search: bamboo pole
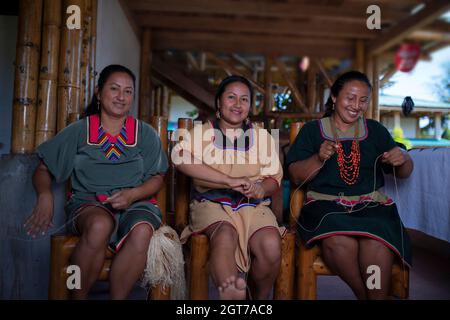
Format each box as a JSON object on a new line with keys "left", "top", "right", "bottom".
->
{"left": 264, "top": 56, "right": 273, "bottom": 115}
{"left": 35, "top": 0, "right": 61, "bottom": 148}
{"left": 11, "top": 0, "right": 43, "bottom": 154}
{"left": 161, "top": 86, "right": 169, "bottom": 117}
{"left": 155, "top": 86, "right": 162, "bottom": 117}
{"left": 365, "top": 56, "right": 374, "bottom": 120}
{"left": 355, "top": 40, "right": 365, "bottom": 73}
{"left": 175, "top": 118, "right": 193, "bottom": 233}
{"left": 372, "top": 55, "right": 380, "bottom": 121}
{"left": 150, "top": 116, "right": 168, "bottom": 221}
{"left": 307, "top": 63, "right": 317, "bottom": 113}
{"left": 139, "top": 29, "right": 152, "bottom": 123}
{"left": 89, "top": 0, "right": 97, "bottom": 100}
{"left": 57, "top": 0, "right": 84, "bottom": 130}
{"left": 80, "top": 0, "right": 93, "bottom": 115}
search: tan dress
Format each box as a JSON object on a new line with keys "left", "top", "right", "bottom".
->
{"left": 174, "top": 120, "right": 285, "bottom": 272}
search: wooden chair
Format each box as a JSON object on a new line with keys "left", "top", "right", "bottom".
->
{"left": 288, "top": 122, "right": 409, "bottom": 300}
{"left": 48, "top": 116, "right": 171, "bottom": 300}
{"left": 174, "top": 118, "right": 296, "bottom": 300}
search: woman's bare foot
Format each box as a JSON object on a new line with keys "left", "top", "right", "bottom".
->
{"left": 218, "top": 276, "right": 247, "bottom": 300}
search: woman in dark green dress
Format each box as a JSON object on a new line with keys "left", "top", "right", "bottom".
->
{"left": 287, "top": 71, "right": 413, "bottom": 300}
{"left": 25, "top": 65, "right": 168, "bottom": 299}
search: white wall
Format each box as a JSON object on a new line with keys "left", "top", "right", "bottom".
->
{"left": 96, "top": 0, "right": 141, "bottom": 116}
{"left": 382, "top": 116, "right": 417, "bottom": 138}
{"left": 0, "top": 16, "right": 18, "bottom": 155}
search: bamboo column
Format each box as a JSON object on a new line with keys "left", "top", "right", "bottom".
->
{"left": 355, "top": 40, "right": 365, "bottom": 73}
{"left": 155, "top": 86, "right": 162, "bottom": 116}
{"left": 175, "top": 118, "right": 193, "bottom": 233}
{"left": 161, "top": 86, "right": 169, "bottom": 117}
{"left": 139, "top": 29, "right": 152, "bottom": 123}
{"left": 264, "top": 56, "right": 273, "bottom": 115}
{"left": 150, "top": 116, "right": 168, "bottom": 222}
{"left": 89, "top": 0, "right": 97, "bottom": 99}
{"left": 307, "top": 64, "right": 317, "bottom": 113}
{"left": 35, "top": 0, "right": 61, "bottom": 148}
{"left": 11, "top": 0, "right": 43, "bottom": 154}
{"left": 364, "top": 56, "right": 374, "bottom": 120}
{"left": 372, "top": 55, "right": 380, "bottom": 121}
{"left": 57, "top": 0, "right": 84, "bottom": 129}
{"left": 80, "top": 0, "right": 93, "bottom": 114}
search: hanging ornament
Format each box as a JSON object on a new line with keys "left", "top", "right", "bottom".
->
{"left": 395, "top": 43, "right": 421, "bottom": 72}
{"left": 402, "top": 96, "right": 414, "bottom": 116}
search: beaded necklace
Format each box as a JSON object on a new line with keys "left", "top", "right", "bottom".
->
{"left": 330, "top": 116, "right": 361, "bottom": 185}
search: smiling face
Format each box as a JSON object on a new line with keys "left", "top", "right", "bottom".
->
{"left": 332, "top": 80, "right": 370, "bottom": 126}
{"left": 217, "top": 81, "right": 251, "bottom": 128}
{"left": 97, "top": 72, "right": 134, "bottom": 119}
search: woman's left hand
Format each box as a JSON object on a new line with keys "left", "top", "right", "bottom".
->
{"left": 241, "top": 182, "right": 266, "bottom": 200}
{"left": 105, "top": 189, "right": 136, "bottom": 210}
{"left": 381, "top": 147, "right": 407, "bottom": 167}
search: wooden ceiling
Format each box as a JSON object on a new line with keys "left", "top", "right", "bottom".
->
{"left": 121, "top": 0, "right": 450, "bottom": 59}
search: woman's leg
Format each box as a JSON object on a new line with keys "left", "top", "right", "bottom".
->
{"left": 70, "top": 207, "right": 114, "bottom": 299}
{"left": 358, "top": 238, "right": 394, "bottom": 300}
{"left": 109, "top": 223, "right": 153, "bottom": 299}
{"left": 205, "top": 222, "right": 246, "bottom": 300}
{"left": 321, "top": 235, "right": 367, "bottom": 299}
{"left": 248, "top": 228, "right": 281, "bottom": 300}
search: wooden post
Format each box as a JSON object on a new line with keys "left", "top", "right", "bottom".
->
{"left": 264, "top": 56, "right": 273, "bottom": 115}
{"left": 80, "top": 0, "right": 93, "bottom": 116}
{"left": 365, "top": 56, "right": 374, "bottom": 120}
{"left": 175, "top": 118, "right": 193, "bottom": 233}
{"left": 89, "top": 0, "right": 97, "bottom": 100}
{"left": 139, "top": 29, "right": 152, "bottom": 123}
{"left": 372, "top": 55, "right": 380, "bottom": 121}
{"left": 189, "top": 235, "right": 209, "bottom": 299}
{"left": 11, "top": 0, "right": 43, "bottom": 154}
{"left": 155, "top": 86, "right": 162, "bottom": 116}
{"left": 307, "top": 63, "right": 317, "bottom": 113}
{"left": 150, "top": 116, "right": 168, "bottom": 222}
{"left": 161, "top": 86, "right": 169, "bottom": 117}
{"left": 289, "top": 122, "right": 304, "bottom": 230}
{"left": 35, "top": 0, "right": 61, "bottom": 148}
{"left": 355, "top": 40, "right": 365, "bottom": 73}
{"left": 57, "top": 0, "right": 84, "bottom": 130}
{"left": 274, "top": 232, "right": 295, "bottom": 299}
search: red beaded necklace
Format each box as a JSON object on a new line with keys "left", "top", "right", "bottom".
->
{"left": 330, "top": 117, "right": 361, "bottom": 185}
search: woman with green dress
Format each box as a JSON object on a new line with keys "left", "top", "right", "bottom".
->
{"left": 25, "top": 65, "right": 168, "bottom": 299}
{"left": 287, "top": 71, "right": 413, "bottom": 300}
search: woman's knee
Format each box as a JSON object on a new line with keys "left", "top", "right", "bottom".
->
{"left": 79, "top": 211, "right": 114, "bottom": 249}
{"left": 251, "top": 229, "right": 281, "bottom": 265}
{"left": 208, "top": 223, "right": 238, "bottom": 248}
{"left": 322, "top": 235, "right": 358, "bottom": 254}
{"left": 126, "top": 223, "right": 153, "bottom": 254}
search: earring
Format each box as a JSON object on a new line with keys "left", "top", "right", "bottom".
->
{"left": 216, "top": 110, "right": 221, "bottom": 119}
{"left": 245, "top": 117, "right": 250, "bottom": 125}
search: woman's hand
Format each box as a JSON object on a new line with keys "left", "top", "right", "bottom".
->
{"left": 382, "top": 147, "right": 407, "bottom": 167}
{"left": 24, "top": 192, "right": 54, "bottom": 237}
{"left": 241, "top": 182, "right": 266, "bottom": 200}
{"left": 105, "top": 189, "right": 136, "bottom": 210}
{"left": 318, "top": 140, "right": 338, "bottom": 162}
{"left": 226, "top": 176, "right": 251, "bottom": 193}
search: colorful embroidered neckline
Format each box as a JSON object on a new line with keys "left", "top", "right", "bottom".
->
{"left": 86, "top": 114, "right": 138, "bottom": 161}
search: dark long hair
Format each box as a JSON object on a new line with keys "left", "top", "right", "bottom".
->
{"left": 323, "top": 71, "right": 372, "bottom": 118}
{"left": 215, "top": 75, "right": 254, "bottom": 111}
{"left": 82, "top": 64, "right": 136, "bottom": 118}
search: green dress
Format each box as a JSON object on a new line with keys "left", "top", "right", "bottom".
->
{"left": 286, "top": 117, "right": 411, "bottom": 266}
{"left": 37, "top": 114, "right": 168, "bottom": 252}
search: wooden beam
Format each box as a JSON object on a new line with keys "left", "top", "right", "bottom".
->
{"left": 368, "top": 0, "right": 450, "bottom": 55}
{"left": 230, "top": 54, "right": 255, "bottom": 76}
{"left": 127, "top": 0, "right": 406, "bottom": 23}
{"left": 153, "top": 31, "right": 353, "bottom": 58}
{"left": 315, "top": 59, "right": 333, "bottom": 88}
{"left": 186, "top": 52, "right": 200, "bottom": 71}
{"left": 118, "top": 0, "right": 141, "bottom": 41}
{"left": 134, "top": 12, "right": 379, "bottom": 39}
{"left": 205, "top": 52, "right": 265, "bottom": 94}
{"left": 274, "top": 59, "right": 308, "bottom": 114}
